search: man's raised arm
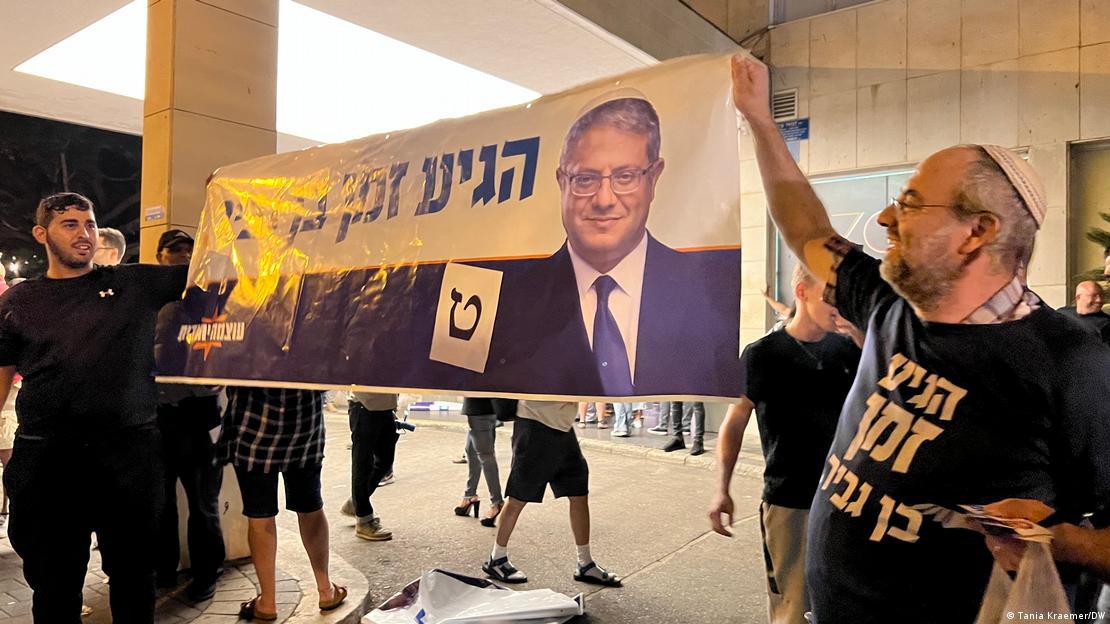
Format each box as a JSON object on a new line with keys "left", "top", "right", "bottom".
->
{"left": 731, "top": 55, "right": 838, "bottom": 283}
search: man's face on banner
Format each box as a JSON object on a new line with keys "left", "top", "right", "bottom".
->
{"left": 559, "top": 125, "right": 664, "bottom": 273}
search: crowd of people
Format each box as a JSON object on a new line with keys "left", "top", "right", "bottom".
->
{"left": 1, "top": 53, "right": 1109, "bottom": 624}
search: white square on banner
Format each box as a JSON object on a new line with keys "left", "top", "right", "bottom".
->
{"left": 429, "top": 263, "right": 503, "bottom": 373}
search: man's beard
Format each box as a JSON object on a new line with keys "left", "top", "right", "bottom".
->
{"left": 47, "top": 234, "right": 92, "bottom": 270}
{"left": 880, "top": 235, "right": 967, "bottom": 314}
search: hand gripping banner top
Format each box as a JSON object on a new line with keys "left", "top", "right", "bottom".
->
{"left": 157, "top": 53, "right": 745, "bottom": 401}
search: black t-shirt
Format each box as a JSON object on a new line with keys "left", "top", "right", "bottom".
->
{"left": 1057, "top": 306, "right": 1110, "bottom": 345}
{"left": 739, "top": 329, "right": 860, "bottom": 508}
{"left": 807, "top": 248, "right": 1110, "bottom": 624}
{"left": 0, "top": 264, "right": 188, "bottom": 437}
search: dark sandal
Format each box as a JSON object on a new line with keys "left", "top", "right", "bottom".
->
{"left": 574, "top": 561, "right": 623, "bottom": 587}
{"left": 238, "top": 596, "right": 278, "bottom": 621}
{"left": 319, "top": 583, "right": 348, "bottom": 612}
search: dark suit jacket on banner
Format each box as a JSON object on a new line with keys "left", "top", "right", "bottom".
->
{"left": 482, "top": 235, "right": 742, "bottom": 397}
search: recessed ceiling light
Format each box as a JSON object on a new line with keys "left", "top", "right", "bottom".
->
{"left": 15, "top": 1, "right": 539, "bottom": 144}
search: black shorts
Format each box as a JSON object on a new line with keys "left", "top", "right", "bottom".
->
{"left": 233, "top": 463, "right": 323, "bottom": 518}
{"left": 505, "top": 418, "right": 589, "bottom": 503}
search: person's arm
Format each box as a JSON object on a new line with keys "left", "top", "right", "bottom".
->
{"left": 134, "top": 263, "right": 189, "bottom": 306}
{"left": 709, "top": 398, "right": 755, "bottom": 537}
{"left": 0, "top": 366, "right": 14, "bottom": 410}
{"left": 986, "top": 522, "right": 1110, "bottom": 583}
{"left": 760, "top": 286, "right": 793, "bottom": 320}
{"left": 1052, "top": 523, "right": 1110, "bottom": 583}
{"left": 731, "top": 55, "right": 838, "bottom": 284}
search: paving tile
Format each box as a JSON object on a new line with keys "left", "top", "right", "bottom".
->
{"left": 275, "top": 590, "right": 301, "bottom": 605}
{"left": 6, "top": 587, "right": 30, "bottom": 601}
{"left": 273, "top": 579, "right": 299, "bottom": 593}
{"left": 0, "top": 579, "right": 26, "bottom": 593}
{"left": 211, "top": 588, "right": 255, "bottom": 601}
{"left": 190, "top": 615, "right": 241, "bottom": 623}
{"left": 204, "top": 599, "right": 245, "bottom": 615}
{"left": 213, "top": 576, "right": 254, "bottom": 591}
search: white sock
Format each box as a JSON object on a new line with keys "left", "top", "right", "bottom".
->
{"left": 491, "top": 543, "right": 508, "bottom": 561}
{"left": 576, "top": 544, "right": 592, "bottom": 566}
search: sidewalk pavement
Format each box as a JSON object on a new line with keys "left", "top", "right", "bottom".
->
{"left": 0, "top": 405, "right": 770, "bottom": 623}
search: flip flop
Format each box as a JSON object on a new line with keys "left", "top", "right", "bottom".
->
{"left": 238, "top": 596, "right": 278, "bottom": 621}
{"left": 320, "top": 583, "right": 348, "bottom": 612}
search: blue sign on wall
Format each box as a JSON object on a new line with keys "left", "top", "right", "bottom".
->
{"left": 777, "top": 118, "right": 810, "bottom": 142}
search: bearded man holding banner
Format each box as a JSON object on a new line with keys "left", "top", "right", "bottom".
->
{"left": 730, "top": 54, "right": 1110, "bottom": 623}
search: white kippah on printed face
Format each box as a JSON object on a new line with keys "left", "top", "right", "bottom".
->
{"left": 978, "top": 144, "right": 1048, "bottom": 229}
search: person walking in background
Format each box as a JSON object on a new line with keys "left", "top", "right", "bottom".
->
{"left": 709, "top": 265, "right": 861, "bottom": 623}
{"left": 482, "top": 401, "right": 621, "bottom": 588}
{"left": 340, "top": 392, "right": 398, "bottom": 541}
{"left": 456, "top": 398, "right": 514, "bottom": 527}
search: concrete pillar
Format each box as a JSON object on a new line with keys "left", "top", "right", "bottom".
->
{"left": 141, "top": 0, "right": 278, "bottom": 562}
{"left": 140, "top": 0, "right": 278, "bottom": 261}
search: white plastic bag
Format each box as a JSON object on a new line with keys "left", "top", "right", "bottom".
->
{"left": 365, "top": 569, "right": 584, "bottom": 624}
{"left": 975, "top": 542, "right": 1071, "bottom": 624}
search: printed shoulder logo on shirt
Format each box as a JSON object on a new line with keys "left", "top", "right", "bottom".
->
{"left": 176, "top": 311, "right": 245, "bottom": 360}
{"left": 818, "top": 352, "right": 968, "bottom": 544}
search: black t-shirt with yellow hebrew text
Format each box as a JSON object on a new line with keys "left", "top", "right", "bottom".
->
{"left": 807, "top": 248, "right": 1110, "bottom": 624}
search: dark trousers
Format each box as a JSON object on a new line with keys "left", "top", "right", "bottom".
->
{"left": 6, "top": 424, "right": 164, "bottom": 624}
{"left": 156, "top": 396, "right": 226, "bottom": 583}
{"left": 667, "top": 401, "right": 705, "bottom": 440}
{"left": 349, "top": 403, "right": 399, "bottom": 518}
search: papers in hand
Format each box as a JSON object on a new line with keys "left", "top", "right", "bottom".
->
{"left": 912, "top": 498, "right": 1055, "bottom": 544}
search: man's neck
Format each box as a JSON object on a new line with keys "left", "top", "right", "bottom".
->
{"left": 785, "top": 310, "right": 827, "bottom": 342}
{"left": 46, "top": 264, "right": 93, "bottom": 279}
{"left": 912, "top": 264, "right": 1014, "bottom": 323}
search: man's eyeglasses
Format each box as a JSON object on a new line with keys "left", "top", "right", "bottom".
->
{"left": 561, "top": 163, "right": 658, "bottom": 197}
{"left": 888, "top": 196, "right": 959, "bottom": 214}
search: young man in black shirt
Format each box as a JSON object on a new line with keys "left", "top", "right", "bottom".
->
{"left": 0, "top": 193, "right": 187, "bottom": 622}
{"left": 731, "top": 56, "right": 1110, "bottom": 623}
{"left": 709, "top": 265, "right": 860, "bottom": 624}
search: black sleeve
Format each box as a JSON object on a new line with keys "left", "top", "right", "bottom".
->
{"left": 0, "top": 298, "right": 22, "bottom": 368}
{"left": 1055, "top": 343, "right": 1110, "bottom": 523}
{"left": 130, "top": 264, "right": 189, "bottom": 307}
{"left": 828, "top": 243, "right": 897, "bottom": 331}
{"left": 738, "top": 342, "right": 760, "bottom": 402}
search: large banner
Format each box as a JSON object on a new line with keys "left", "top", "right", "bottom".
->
{"left": 158, "top": 53, "right": 744, "bottom": 400}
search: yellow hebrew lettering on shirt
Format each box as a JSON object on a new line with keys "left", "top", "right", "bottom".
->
{"left": 829, "top": 468, "right": 860, "bottom": 509}
{"left": 907, "top": 374, "right": 939, "bottom": 409}
{"left": 860, "top": 401, "right": 915, "bottom": 462}
{"left": 842, "top": 482, "right": 872, "bottom": 517}
{"left": 870, "top": 495, "right": 895, "bottom": 541}
{"left": 932, "top": 378, "right": 968, "bottom": 421}
{"left": 877, "top": 353, "right": 915, "bottom": 391}
{"left": 870, "top": 495, "right": 923, "bottom": 543}
{"left": 845, "top": 393, "right": 886, "bottom": 461}
{"left": 820, "top": 454, "right": 842, "bottom": 491}
{"left": 888, "top": 503, "right": 922, "bottom": 543}
{"left": 891, "top": 418, "right": 944, "bottom": 473}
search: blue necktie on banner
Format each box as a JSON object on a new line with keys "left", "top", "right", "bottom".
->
{"left": 592, "top": 275, "right": 633, "bottom": 395}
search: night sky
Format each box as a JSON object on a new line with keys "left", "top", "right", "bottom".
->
{"left": 0, "top": 111, "right": 141, "bottom": 277}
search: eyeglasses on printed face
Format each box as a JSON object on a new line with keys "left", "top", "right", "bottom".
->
{"left": 561, "top": 162, "right": 658, "bottom": 197}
